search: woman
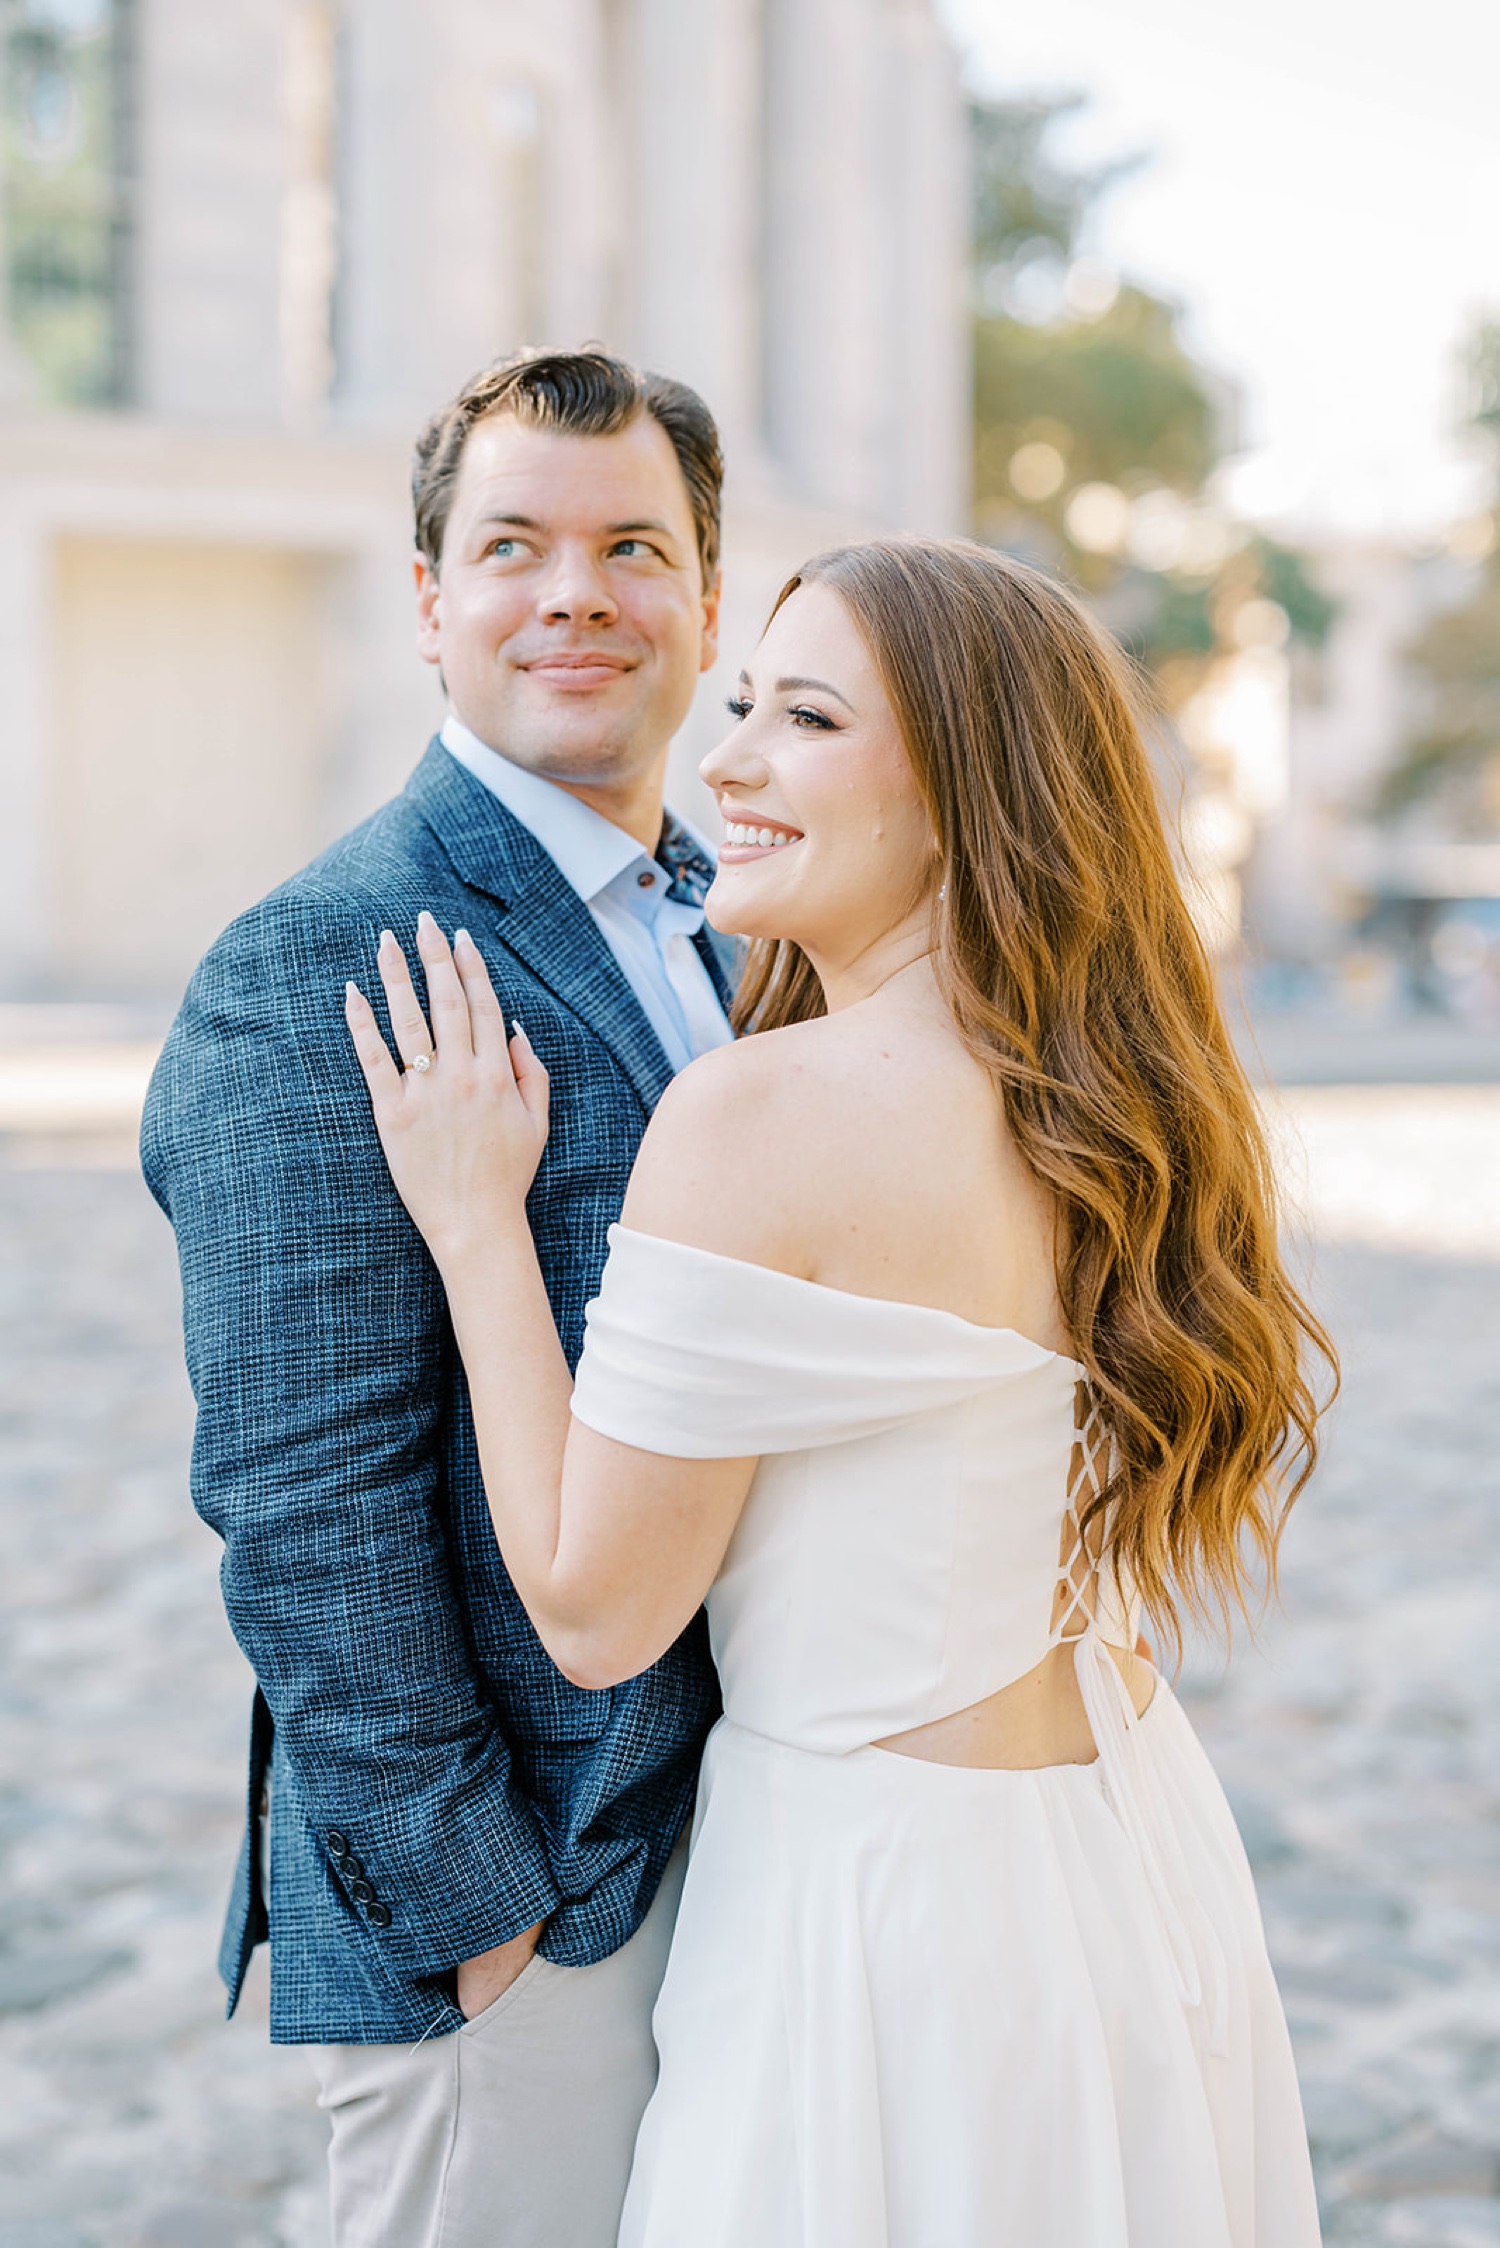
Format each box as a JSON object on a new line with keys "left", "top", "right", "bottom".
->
{"left": 345, "top": 537, "right": 1332, "bottom": 2243}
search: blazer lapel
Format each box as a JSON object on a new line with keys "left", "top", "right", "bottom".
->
{"left": 404, "top": 742, "right": 676, "bottom": 1115}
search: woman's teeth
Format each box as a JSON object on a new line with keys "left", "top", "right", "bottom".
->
{"left": 725, "top": 824, "right": 796, "bottom": 848}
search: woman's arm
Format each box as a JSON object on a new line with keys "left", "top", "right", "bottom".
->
{"left": 345, "top": 914, "right": 755, "bottom": 1690}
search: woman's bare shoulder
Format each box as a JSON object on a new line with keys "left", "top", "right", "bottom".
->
{"left": 641, "top": 1012, "right": 879, "bottom": 1133}
{"left": 620, "top": 1015, "right": 885, "bottom": 1272}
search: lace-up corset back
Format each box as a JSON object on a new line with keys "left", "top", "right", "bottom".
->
{"left": 571, "top": 1228, "right": 1133, "bottom": 1754}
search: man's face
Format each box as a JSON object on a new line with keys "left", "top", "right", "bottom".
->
{"left": 415, "top": 412, "right": 720, "bottom": 808}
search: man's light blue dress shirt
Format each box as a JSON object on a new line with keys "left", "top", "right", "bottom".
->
{"left": 441, "top": 715, "right": 733, "bottom": 1074}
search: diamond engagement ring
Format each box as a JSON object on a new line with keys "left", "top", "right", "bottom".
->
{"left": 407, "top": 1053, "right": 432, "bottom": 1075}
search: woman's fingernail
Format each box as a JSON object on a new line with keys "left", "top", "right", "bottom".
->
{"left": 510, "top": 1019, "right": 528, "bottom": 1043}
{"left": 417, "top": 910, "right": 435, "bottom": 932}
{"left": 378, "top": 928, "right": 395, "bottom": 947}
{"left": 345, "top": 981, "right": 359, "bottom": 1000}
{"left": 455, "top": 927, "right": 472, "bottom": 948}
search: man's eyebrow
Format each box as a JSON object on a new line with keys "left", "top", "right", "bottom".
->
{"left": 472, "top": 513, "right": 681, "bottom": 543}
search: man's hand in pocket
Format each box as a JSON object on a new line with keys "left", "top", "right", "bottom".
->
{"left": 456, "top": 1919, "right": 546, "bottom": 2021}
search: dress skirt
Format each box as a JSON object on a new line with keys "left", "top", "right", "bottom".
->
{"left": 619, "top": 1686, "right": 1321, "bottom": 2247}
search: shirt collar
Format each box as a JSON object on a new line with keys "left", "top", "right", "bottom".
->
{"left": 441, "top": 713, "right": 648, "bottom": 907}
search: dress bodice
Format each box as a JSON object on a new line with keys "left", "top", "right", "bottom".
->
{"left": 571, "top": 1226, "right": 1134, "bottom": 1753}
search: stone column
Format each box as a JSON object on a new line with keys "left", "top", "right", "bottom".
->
{"left": 759, "top": 0, "right": 965, "bottom": 528}
{"left": 133, "top": 0, "right": 285, "bottom": 419}
{"left": 335, "top": 0, "right": 619, "bottom": 428}
{"left": 759, "top": 0, "right": 886, "bottom": 512}
{"left": 872, "top": 0, "right": 969, "bottom": 532}
{"left": 279, "top": 0, "right": 340, "bottom": 424}
{"left": 616, "top": 0, "right": 763, "bottom": 458}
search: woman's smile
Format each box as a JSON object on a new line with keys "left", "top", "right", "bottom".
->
{"left": 716, "top": 808, "right": 806, "bottom": 861}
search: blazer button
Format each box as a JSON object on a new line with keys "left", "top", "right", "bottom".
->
{"left": 340, "top": 1855, "right": 364, "bottom": 1881}
{"left": 328, "top": 1830, "right": 350, "bottom": 1854}
{"left": 366, "top": 1902, "right": 392, "bottom": 1927}
{"left": 349, "top": 1879, "right": 374, "bottom": 1904}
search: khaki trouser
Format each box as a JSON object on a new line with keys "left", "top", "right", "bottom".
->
{"left": 311, "top": 1838, "right": 687, "bottom": 2248}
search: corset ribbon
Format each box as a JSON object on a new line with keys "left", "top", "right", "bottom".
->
{"left": 1073, "top": 1626, "right": 1231, "bottom": 2057}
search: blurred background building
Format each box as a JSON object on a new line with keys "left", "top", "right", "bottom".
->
{"left": 1252, "top": 524, "right": 1500, "bottom": 1020}
{"left": 0, "top": 0, "right": 966, "bottom": 1004}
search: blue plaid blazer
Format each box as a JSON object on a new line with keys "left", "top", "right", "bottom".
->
{"left": 142, "top": 742, "right": 726, "bottom": 2045}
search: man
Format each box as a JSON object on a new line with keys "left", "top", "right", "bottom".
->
{"left": 142, "top": 347, "right": 734, "bottom": 2247}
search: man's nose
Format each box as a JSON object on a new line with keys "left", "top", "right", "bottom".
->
{"left": 537, "top": 546, "right": 618, "bottom": 626}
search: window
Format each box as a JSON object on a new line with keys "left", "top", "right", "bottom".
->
{"left": 2, "top": 0, "right": 132, "bottom": 406}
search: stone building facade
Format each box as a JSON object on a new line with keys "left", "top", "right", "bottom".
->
{"left": 0, "top": 0, "right": 966, "bottom": 1000}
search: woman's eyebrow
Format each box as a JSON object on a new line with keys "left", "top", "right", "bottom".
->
{"left": 774, "top": 675, "right": 854, "bottom": 711}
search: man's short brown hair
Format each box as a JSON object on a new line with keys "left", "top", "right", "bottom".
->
{"left": 412, "top": 346, "right": 724, "bottom": 584}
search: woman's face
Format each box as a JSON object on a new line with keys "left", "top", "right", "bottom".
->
{"left": 698, "top": 582, "right": 936, "bottom": 972}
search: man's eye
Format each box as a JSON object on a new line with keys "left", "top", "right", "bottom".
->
{"left": 726, "top": 696, "right": 752, "bottom": 720}
{"left": 487, "top": 539, "right": 523, "bottom": 559}
{"left": 611, "top": 539, "right": 659, "bottom": 559}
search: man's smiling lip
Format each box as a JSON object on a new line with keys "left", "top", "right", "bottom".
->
{"left": 520, "top": 653, "right": 635, "bottom": 688}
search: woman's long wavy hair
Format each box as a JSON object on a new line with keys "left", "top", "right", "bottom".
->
{"left": 734, "top": 537, "right": 1337, "bottom": 1656}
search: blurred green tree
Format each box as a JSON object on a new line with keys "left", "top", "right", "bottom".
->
{"left": 971, "top": 93, "right": 1133, "bottom": 280}
{"left": 969, "top": 93, "right": 1335, "bottom": 687}
{"left": 1378, "top": 320, "right": 1500, "bottom": 830}
{"left": 1471, "top": 320, "right": 1500, "bottom": 442}
{"left": 975, "top": 285, "right": 1221, "bottom": 513}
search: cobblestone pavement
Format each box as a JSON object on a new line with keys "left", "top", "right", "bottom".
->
{"left": 1, "top": 1088, "right": 1498, "bottom": 2247}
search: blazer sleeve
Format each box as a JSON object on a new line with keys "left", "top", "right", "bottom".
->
{"left": 141, "top": 884, "right": 561, "bottom": 1976}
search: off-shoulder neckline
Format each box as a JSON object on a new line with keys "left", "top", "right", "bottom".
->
{"left": 608, "top": 1225, "right": 1086, "bottom": 1373}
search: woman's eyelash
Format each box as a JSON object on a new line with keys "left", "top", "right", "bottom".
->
{"left": 726, "top": 695, "right": 837, "bottom": 731}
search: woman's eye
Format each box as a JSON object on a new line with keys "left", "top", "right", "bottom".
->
{"left": 725, "top": 695, "right": 752, "bottom": 720}
{"left": 788, "top": 704, "right": 837, "bottom": 731}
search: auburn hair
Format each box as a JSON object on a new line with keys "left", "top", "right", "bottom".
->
{"left": 733, "top": 536, "right": 1336, "bottom": 1655}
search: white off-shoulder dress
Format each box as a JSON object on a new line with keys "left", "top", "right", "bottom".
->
{"left": 572, "top": 1227, "right": 1321, "bottom": 2248}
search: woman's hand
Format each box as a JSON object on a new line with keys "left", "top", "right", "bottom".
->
{"left": 344, "top": 913, "right": 549, "bottom": 1265}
